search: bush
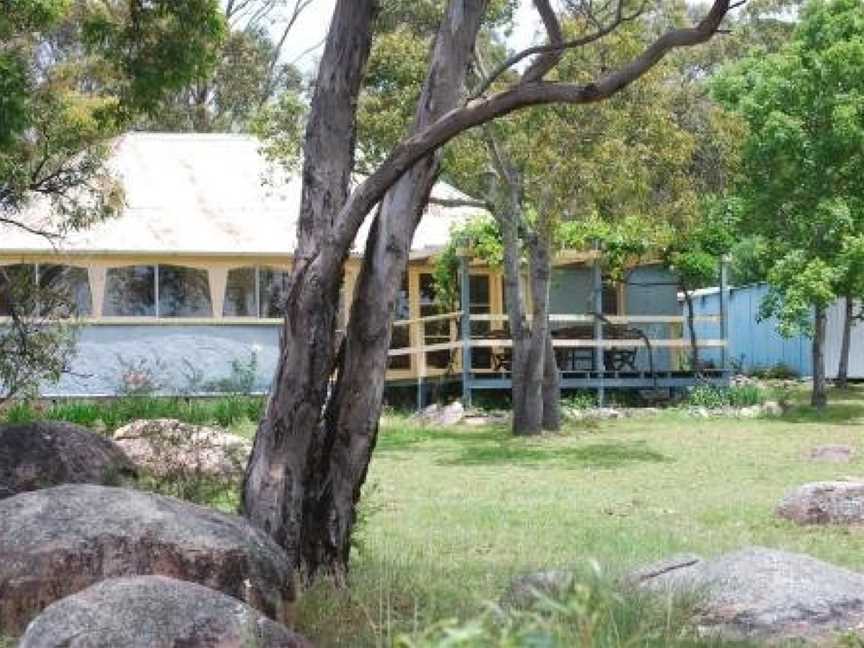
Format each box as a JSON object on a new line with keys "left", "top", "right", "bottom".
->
{"left": 687, "top": 385, "right": 765, "bottom": 409}
{"left": 749, "top": 364, "right": 799, "bottom": 380}
{"left": 0, "top": 396, "right": 266, "bottom": 431}
{"left": 562, "top": 391, "right": 597, "bottom": 410}
{"left": 1, "top": 401, "right": 37, "bottom": 424}
{"left": 395, "top": 566, "right": 728, "bottom": 648}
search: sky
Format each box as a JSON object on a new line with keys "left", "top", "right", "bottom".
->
{"left": 279, "top": 0, "right": 544, "bottom": 72}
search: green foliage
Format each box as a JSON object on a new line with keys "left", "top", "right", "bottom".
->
{"left": 396, "top": 567, "right": 713, "bottom": 647}
{"left": 80, "top": 0, "right": 226, "bottom": 118}
{"left": 748, "top": 363, "right": 799, "bottom": 380}
{"left": 252, "top": 91, "right": 306, "bottom": 175}
{"left": 562, "top": 392, "right": 598, "bottom": 411}
{"left": 686, "top": 385, "right": 766, "bottom": 409}
{"left": 713, "top": 0, "right": 864, "bottom": 332}
{"left": 0, "top": 396, "right": 266, "bottom": 431}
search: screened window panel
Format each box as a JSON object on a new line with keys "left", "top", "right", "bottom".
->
{"left": 38, "top": 265, "right": 92, "bottom": 317}
{"left": 104, "top": 266, "right": 156, "bottom": 317}
{"left": 224, "top": 267, "right": 257, "bottom": 317}
{"left": 0, "top": 265, "right": 36, "bottom": 316}
{"left": 159, "top": 265, "right": 212, "bottom": 317}
{"left": 260, "top": 268, "right": 291, "bottom": 318}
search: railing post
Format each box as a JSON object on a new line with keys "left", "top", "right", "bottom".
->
{"left": 592, "top": 243, "right": 605, "bottom": 406}
{"left": 459, "top": 254, "right": 472, "bottom": 407}
{"left": 719, "top": 255, "right": 730, "bottom": 375}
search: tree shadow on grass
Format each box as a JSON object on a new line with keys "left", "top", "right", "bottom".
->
{"left": 438, "top": 439, "right": 671, "bottom": 469}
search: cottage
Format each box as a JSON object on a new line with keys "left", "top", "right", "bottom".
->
{"left": 0, "top": 133, "right": 728, "bottom": 400}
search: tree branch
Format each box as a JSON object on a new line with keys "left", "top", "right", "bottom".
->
{"left": 331, "top": 0, "right": 733, "bottom": 255}
{"left": 428, "top": 196, "right": 490, "bottom": 210}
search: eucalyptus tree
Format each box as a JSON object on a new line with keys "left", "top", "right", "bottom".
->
{"left": 713, "top": 0, "right": 864, "bottom": 407}
{"left": 141, "top": 0, "right": 312, "bottom": 132}
{"left": 241, "top": 0, "right": 735, "bottom": 581}
{"left": 0, "top": 0, "right": 225, "bottom": 399}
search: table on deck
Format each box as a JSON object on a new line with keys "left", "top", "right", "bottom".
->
{"left": 476, "top": 324, "right": 643, "bottom": 373}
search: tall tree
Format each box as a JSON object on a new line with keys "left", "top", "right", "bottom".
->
{"left": 141, "top": 0, "right": 312, "bottom": 132}
{"left": 713, "top": 0, "right": 864, "bottom": 407}
{"left": 243, "top": 0, "right": 734, "bottom": 581}
{"left": 0, "top": 0, "right": 225, "bottom": 397}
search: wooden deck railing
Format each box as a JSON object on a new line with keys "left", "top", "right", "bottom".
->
{"left": 386, "top": 312, "right": 727, "bottom": 380}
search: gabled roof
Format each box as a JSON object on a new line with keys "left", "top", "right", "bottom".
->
{"left": 1, "top": 132, "right": 484, "bottom": 259}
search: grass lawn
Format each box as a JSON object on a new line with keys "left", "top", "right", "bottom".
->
{"left": 297, "top": 386, "right": 864, "bottom": 646}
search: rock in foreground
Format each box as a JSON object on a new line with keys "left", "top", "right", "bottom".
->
{"left": 0, "top": 422, "right": 135, "bottom": 500}
{"left": 113, "top": 418, "right": 251, "bottom": 479}
{"left": 777, "top": 480, "right": 864, "bottom": 525}
{"left": 0, "top": 484, "right": 295, "bottom": 634}
{"left": 19, "top": 576, "right": 311, "bottom": 648}
{"left": 634, "top": 547, "right": 864, "bottom": 643}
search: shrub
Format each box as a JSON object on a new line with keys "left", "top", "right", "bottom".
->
{"left": 43, "top": 401, "right": 102, "bottom": 427}
{"left": 562, "top": 391, "right": 597, "bottom": 410}
{"left": 395, "top": 566, "right": 719, "bottom": 648}
{"left": 687, "top": 385, "right": 765, "bottom": 409}
{"left": 1, "top": 401, "right": 37, "bottom": 424}
{"left": 749, "top": 364, "right": 799, "bottom": 380}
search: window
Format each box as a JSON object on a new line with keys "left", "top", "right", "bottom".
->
{"left": 260, "top": 267, "right": 291, "bottom": 318}
{"left": 104, "top": 266, "right": 156, "bottom": 317}
{"left": 0, "top": 264, "right": 36, "bottom": 316}
{"left": 159, "top": 265, "right": 211, "bottom": 317}
{"left": 38, "top": 265, "right": 92, "bottom": 317}
{"left": 224, "top": 267, "right": 258, "bottom": 317}
{"left": 389, "top": 273, "right": 411, "bottom": 370}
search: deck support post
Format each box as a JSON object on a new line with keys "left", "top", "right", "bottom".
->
{"left": 719, "top": 256, "right": 730, "bottom": 376}
{"left": 592, "top": 245, "right": 606, "bottom": 406}
{"left": 459, "top": 254, "right": 472, "bottom": 408}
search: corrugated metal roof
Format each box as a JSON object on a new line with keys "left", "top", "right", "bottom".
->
{"left": 1, "top": 132, "right": 484, "bottom": 258}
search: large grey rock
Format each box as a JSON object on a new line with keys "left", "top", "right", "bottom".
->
{"left": 0, "top": 484, "right": 296, "bottom": 635}
{"left": 634, "top": 547, "right": 864, "bottom": 642}
{"left": 777, "top": 480, "right": 864, "bottom": 525}
{"left": 19, "top": 576, "right": 311, "bottom": 648}
{"left": 417, "top": 402, "right": 465, "bottom": 426}
{"left": 0, "top": 422, "right": 135, "bottom": 500}
{"left": 113, "top": 418, "right": 250, "bottom": 480}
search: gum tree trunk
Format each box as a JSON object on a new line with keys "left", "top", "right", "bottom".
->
{"left": 241, "top": 0, "right": 377, "bottom": 572}
{"left": 812, "top": 304, "right": 828, "bottom": 409}
{"left": 837, "top": 294, "right": 853, "bottom": 389}
{"left": 296, "top": 1, "right": 488, "bottom": 581}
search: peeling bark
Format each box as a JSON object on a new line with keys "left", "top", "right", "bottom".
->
{"left": 241, "top": 0, "right": 377, "bottom": 572}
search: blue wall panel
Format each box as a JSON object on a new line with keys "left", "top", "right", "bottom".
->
{"left": 687, "top": 284, "right": 812, "bottom": 376}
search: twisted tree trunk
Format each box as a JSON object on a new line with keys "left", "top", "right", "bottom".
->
{"left": 241, "top": 0, "right": 377, "bottom": 572}
{"left": 297, "top": 0, "right": 488, "bottom": 581}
